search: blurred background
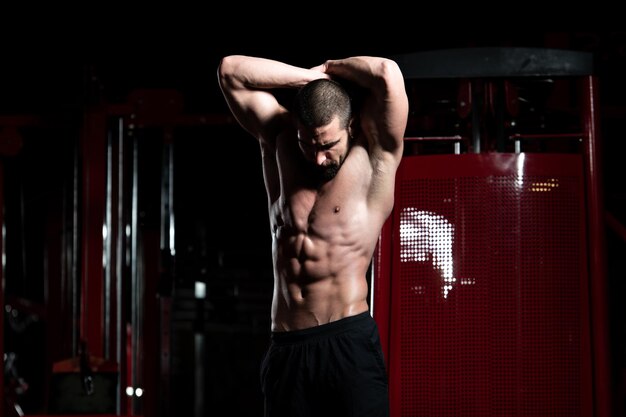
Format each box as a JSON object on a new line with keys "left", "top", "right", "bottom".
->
{"left": 1, "top": 28, "right": 625, "bottom": 416}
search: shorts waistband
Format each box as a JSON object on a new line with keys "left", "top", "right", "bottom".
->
{"left": 271, "top": 311, "right": 373, "bottom": 345}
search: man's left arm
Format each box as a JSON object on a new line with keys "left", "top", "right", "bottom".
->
{"left": 320, "top": 56, "right": 409, "bottom": 159}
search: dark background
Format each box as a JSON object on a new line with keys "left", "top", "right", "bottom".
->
{"left": 2, "top": 27, "right": 625, "bottom": 416}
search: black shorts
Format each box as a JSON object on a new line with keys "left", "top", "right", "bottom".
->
{"left": 260, "top": 311, "right": 389, "bottom": 417}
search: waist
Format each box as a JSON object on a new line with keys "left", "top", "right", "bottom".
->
{"left": 270, "top": 311, "right": 374, "bottom": 345}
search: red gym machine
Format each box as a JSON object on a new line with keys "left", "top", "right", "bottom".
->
{"left": 371, "top": 47, "right": 611, "bottom": 417}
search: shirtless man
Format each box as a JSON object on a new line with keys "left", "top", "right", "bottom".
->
{"left": 218, "top": 54, "right": 408, "bottom": 417}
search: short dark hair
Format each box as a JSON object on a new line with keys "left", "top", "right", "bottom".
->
{"left": 293, "top": 79, "right": 352, "bottom": 129}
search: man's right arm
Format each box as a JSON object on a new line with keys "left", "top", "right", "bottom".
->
{"left": 217, "top": 55, "right": 327, "bottom": 142}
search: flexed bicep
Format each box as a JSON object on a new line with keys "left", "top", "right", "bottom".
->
{"left": 226, "top": 87, "right": 285, "bottom": 141}
{"left": 218, "top": 61, "right": 284, "bottom": 140}
{"left": 218, "top": 55, "right": 327, "bottom": 142}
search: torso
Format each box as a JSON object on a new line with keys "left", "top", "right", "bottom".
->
{"left": 262, "top": 128, "right": 392, "bottom": 332}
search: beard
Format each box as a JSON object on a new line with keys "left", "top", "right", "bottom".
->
{"left": 316, "top": 150, "right": 348, "bottom": 182}
{"left": 318, "top": 162, "right": 340, "bottom": 182}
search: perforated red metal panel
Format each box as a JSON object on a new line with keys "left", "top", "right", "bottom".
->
{"left": 378, "top": 153, "right": 592, "bottom": 417}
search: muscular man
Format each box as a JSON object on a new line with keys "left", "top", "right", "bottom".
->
{"left": 218, "top": 54, "right": 408, "bottom": 417}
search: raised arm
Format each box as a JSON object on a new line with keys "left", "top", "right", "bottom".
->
{"left": 318, "top": 56, "right": 409, "bottom": 162}
{"left": 217, "top": 55, "right": 328, "bottom": 143}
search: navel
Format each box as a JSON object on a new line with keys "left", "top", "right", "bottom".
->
{"left": 334, "top": 206, "right": 340, "bottom": 214}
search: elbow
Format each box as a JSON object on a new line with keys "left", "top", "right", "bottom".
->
{"left": 217, "top": 55, "right": 246, "bottom": 86}
{"left": 217, "top": 55, "right": 235, "bottom": 83}
{"left": 378, "top": 59, "right": 404, "bottom": 85}
{"left": 367, "top": 59, "right": 406, "bottom": 98}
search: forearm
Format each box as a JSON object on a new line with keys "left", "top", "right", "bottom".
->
{"left": 321, "top": 56, "right": 403, "bottom": 91}
{"left": 219, "top": 55, "right": 326, "bottom": 91}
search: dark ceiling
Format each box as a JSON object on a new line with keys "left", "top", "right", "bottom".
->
{"left": 2, "top": 30, "right": 584, "bottom": 114}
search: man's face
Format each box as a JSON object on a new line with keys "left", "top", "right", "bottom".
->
{"left": 296, "top": 116, "right": 351, "bottom": 182}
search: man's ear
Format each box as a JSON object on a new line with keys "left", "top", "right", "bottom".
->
{"left": 348, "top": 117, "right": 358, "bottom": 139}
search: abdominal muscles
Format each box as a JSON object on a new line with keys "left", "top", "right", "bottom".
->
{"left": 272, "top": 225, "right": 372, "bottom": 330}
